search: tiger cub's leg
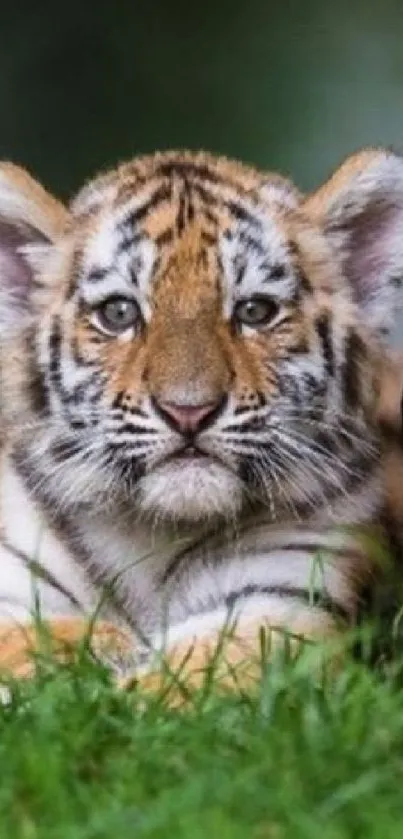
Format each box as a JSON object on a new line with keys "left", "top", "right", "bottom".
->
{"left": 0, "top": 619, "right": 135, "bottom": 679}
{"left": 0, "top": 542, "right": 136, "bottom": 679}
{"left": 129, "top": 606, "right": 340, "bottom": 701}
{"left": 126, "top": 534, "right": 374, "bottom": 701}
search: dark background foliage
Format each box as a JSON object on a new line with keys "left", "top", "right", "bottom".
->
{"left": 2, "top": 0, "right": 403, "bottom": 200}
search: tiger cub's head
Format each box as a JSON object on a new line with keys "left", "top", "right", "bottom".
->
{"left": 0, "top": 149, "right": 403, "bottom": 523}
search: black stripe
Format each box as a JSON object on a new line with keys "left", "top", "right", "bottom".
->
{"left": 111, "top": 390, "right": 126, "bottom": 410}
{"left": 234, "top": 258, "right": 247, "bottom": 285}
{"left": 342, "top": 330, "right": 362, "bottom": 409}
{"left": 129, "top": 406, "right": 149, "bottom": 418}
{"left": 113, "top": 422, "right": 157, "bottom": 435}
{"left": 315, "top": 313, "right": 334, "bottom": 376}
{"left": 268, "top": 263, "right": 287, "bottom": 281}
{"left": 200, "top": 229, "right": 216, "bottom": 247}
{"left": 111, "top": 394, "right": 149, "bottom": 417}
{"left": 49, "top": 436, "right": 84, "bottom": 464}
{"left": 69, "top": 418, "right": 86, "bottom": 430}
{"left": 70, "top": 373, "right": 102, "bottom": 407}
{"left": 47, "top": 316, "right": 82, "bottom": 422}
{"left": 87, "top": 267, "right": 110, "bottom": 284}
{"left": 184, "top": 179, "right": 195, "bottom": 225}
{"left": 156, "top": 160, "right": 223, "bottom": 184}
{"left": 288, "top": 241, "right": 313, "bottom": 294}
{"left": 0, "top": 538, "right": 82, "bottom": 612}
{"left": 204, "top": 208, "right": 219, "bottom": 227}
{"left": 48, "top": 315, "right": 63, "bottom": 396}
{"left": 224, "top": 584, "right": 350, "bottom": 623}
{"left": 233, "top": 404, "right": 253, "bottom": 416}
{"left": 225, "top": 200, "right": 260, "bottom": 227}
{"left": 155, "top": 228, "right": 174, "bottom": 247}
{"left": 115, "top": 231, "right": 143, "bottom": 256}
{"left": 176, "top": 183, "right": 188, "bottom": 235}
{"left": 191, "top": 182, "right": 220, "bottom": 208}
{"left": 258, "top": 542, "right": 365, "bottom": 564}
{"left": 47, "top": 316, "right": 100, "bottom": 414}
{"left": 25, "top": 329, "right": 50, "bottom": 418}
{"left": 160, "top": 535, "right": 212, "bottom": 586}
{"left": 120, "top": 182, "right": 172, "bottom": 227}
{"left": 238, "top": 229, "right": 266, "bottom": 257}
{"left": 112, "top": 455, "right": 147, "bottom": 486}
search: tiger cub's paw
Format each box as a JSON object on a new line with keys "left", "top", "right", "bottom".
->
{"left": 0, "top": 618, "right": 138, "bottom": 679}
{"left": 118, "top": 619, "right": 336, "bottom": 706}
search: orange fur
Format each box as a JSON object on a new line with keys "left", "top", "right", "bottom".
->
{"left": 123, "top": 611, "right": 340, "bottom": 704}
{"left": 0, "top": 619, "right": 132, "bottom": 679}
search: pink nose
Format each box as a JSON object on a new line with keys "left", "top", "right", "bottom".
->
{"left": 153, "top": 397, "right": 224, "bottom": 434}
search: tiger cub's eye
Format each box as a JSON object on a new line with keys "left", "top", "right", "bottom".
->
{"left": 91, "top": 298, "right": 142, "bottom": 336}
{"left": 234, "top": 296, "right": 278, "bottom": 328}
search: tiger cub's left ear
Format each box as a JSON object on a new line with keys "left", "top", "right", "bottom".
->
{"left": 0, "top": 163, "right": 68, "bottom": 336}
{"left": 304, "top": 148, "right": 403, "bottom": 336}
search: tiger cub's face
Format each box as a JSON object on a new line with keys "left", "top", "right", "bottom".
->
{"left": 1, "top": 149, "right": 403, "bottom": 523}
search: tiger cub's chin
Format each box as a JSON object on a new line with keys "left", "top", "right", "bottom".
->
{"left": 138, "top": 456, "right": 243, "bottom": 521}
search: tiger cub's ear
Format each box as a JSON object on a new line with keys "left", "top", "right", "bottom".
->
{"left": 304, "top": 148, "right": 403, "bottom": 337}
{"left": 0, "top": 163, "right": 68, "bottom": 336}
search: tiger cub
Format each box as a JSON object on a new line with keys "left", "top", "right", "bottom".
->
{"left": 0, "top": 148, "right": 402, "bottom": 690}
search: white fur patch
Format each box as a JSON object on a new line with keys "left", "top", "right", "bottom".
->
{"left": 0, "top": 456, "right": 97, "bottom": 620}
{"left": 138, "top": 458, "right": 243, "bottom": 522}
{"left": 81, "top": 207, "right": 157, "bottom": 319}
{"left": 150, "top": 595, "right": 326, "bottom": 654}
{"left": 71, "top": 181, "right": 118, "bottom": 217}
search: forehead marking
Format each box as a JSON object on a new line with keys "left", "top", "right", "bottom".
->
{"left": 116, "top": 181, "right": 172, "bottom": 226}
{"left": 220, "top": 205, "right": 295, "bottom": 315}
{"left": 80, "top": 172, "right": 298, "bottom": 318}
{"left": 81, "top": 222, "right": 156, "bottom": 310}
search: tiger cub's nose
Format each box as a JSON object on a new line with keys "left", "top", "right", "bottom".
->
{"left": 152, "top": 395, "right": 226, "bottom": 435}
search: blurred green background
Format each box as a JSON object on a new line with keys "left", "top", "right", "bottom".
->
{"left": 1, "top": 0, "right": 402, "bottom": 200}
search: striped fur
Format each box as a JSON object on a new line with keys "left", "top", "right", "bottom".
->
{"left": 0, "top": 148, "right": 403, "bottom": 689}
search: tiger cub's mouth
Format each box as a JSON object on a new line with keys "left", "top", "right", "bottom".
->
{"left": 172, "top": 445, "right": 205, "bottom": 459}
{"left": 163, "top": 444, "right": 219, "bottom": 463}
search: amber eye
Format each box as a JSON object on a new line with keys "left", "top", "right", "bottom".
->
{"left": 92, "top": 297, "right": 142, "bottom": 336}
{"left": 233, "top": 296, "right": 279, "bottom": 328}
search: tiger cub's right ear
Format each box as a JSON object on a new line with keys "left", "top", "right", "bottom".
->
{"left": 0, "top": 163, "right": 68, "bottom": 336}
{"left": 376, "top": 351, "right": 403, "bottom": 440}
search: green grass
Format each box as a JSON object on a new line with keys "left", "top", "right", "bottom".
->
{"left": 1, "top": 628, "right": 403, "bottom": 839}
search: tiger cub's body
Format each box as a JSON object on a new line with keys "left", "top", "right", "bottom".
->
{"left": 0, "top": 149, "right": 403, "bottom": 682}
